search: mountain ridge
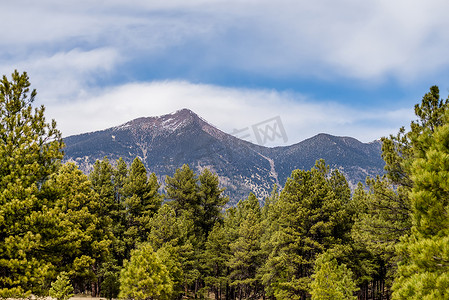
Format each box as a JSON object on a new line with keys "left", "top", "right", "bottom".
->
{"left": 63, "top": 108, "right": 385, "bottom": 204}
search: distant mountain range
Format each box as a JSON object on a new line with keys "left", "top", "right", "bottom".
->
{"left": 63, "top": 109, "right": 385, "bottom": 204}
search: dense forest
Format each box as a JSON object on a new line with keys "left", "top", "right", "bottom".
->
{"left": 1, "top": 70, "right": 448, "bottom": 300}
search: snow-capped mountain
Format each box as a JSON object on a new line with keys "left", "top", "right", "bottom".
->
{"left": 63, "top": 109, "right": 385, "bottom": 204}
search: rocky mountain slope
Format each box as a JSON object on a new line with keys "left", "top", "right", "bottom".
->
{"left": 63, "top": 109, "right": 385, "bottom": 204}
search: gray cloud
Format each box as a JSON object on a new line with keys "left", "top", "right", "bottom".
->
{"left": 45, "top": 81, "right": 414, "bottom": 145}
{"left": 3, "top": 0, "right": 449, "bottom": 82}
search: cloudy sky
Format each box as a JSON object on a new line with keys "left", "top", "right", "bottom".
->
{"left": 2, "top": 0, "right": 449, "bottom": 146}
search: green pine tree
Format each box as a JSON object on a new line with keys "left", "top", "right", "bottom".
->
{"left": 310, "top": 251, "right": 358, "bottom": 300}
{"left": 203, "top": 222, "right": 232, "bottom": 300}
{"left": 262, "top": 160, "right": 351, "bottom": 299}
{"left": 147, "top": 203, "right": 198, "bottom": 298}
{"left": 123, "top": 157, "right": 162, "bottom": 247}
{"left": 393, "top": 104, "right": 449, "bottom": 299}
{"left": 119, "top": 243, "right": 173, "bottom": 300}
{"left": 198, "top": 168, "right": 228, "bottom": 237}
{"left": 228, "top": 193, "right": 264, "bottom": 299}
{"left": 89, "top": 157, "right": 117, "bottom": 221}
{"left": 165, "top": 164, "right": 200, "bottom": 217}
{"left": 352, "top": 86, "right": 449, "bottom": 298}
{"left": 0, "top": 70, "right": 64, "bottom": 297}
{"left": 114, "top": 157, "right": 128, "bottom": 204}
{"left": 41, "top": 162, "right": 109, "bottom": 292}
{"left": 49, "top": 272, "right": 74, "bottom": 300}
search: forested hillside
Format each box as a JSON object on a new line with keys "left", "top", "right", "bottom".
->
{"left": 1, "top": 71, "right": 448, "bottom": 300}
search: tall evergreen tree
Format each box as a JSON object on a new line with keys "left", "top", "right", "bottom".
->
{"left": 113, "top": 157, "right": 128, "bottom": 204}
{"left": 262, "top": 160, "right": 351, "bottom": 300}
{"left": 203, "top": 222, "right": 232, "bottom": 300}
{"left": 228, "top": 193, "right": 264, "bottom": 299}
{"left": 309, "top": 250, "right": 358, "bottom": 300}
{"left": 87, "top": 158, "right": 120, "bottom": 296}
{"left": 165, "top": 165, "right": 229, "bottom": 297}
{"left": 393, "top": 101, "right": 449, "bottom": 299}
{"left": 165, "top": 164, "right": 200, "bottom": 217}
{"left": 353, "top": 86, "right": 449, "bottom": 298}
{"left": 198, "top": 168, "right": 228, "bottom": 237}
{"left": 147, "top": 204, "right": 197, "bottom": 298}
{"left": 0, "top": 71, "right": 64, "bottom": 297}
{"left": 119, "top": 243, "right": 173, "bottom": 300}
{"left": 41, "top": 162, "right": 112, "bottom": 293}
{"left": 89, "top": 157, "right": 116, "bottom": 221}
{"left": 123, "top": 157, "right": 162, "bottom": 247}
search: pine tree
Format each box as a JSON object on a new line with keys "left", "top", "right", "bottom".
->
{"left": 198, "top": 168, "right": 228, "bottom": 238}
{"left": 156, "top": 244, "right": 184, "bottom": 299}
{"left": 393, "top": 107, "right": 449, "bottom": 299}
{"left": 107, "top": 157, "right": 128, "bottom": 279}
{"left": 262, "top": 160, "right": 351, "bottom": 299}
{"left": 147, "top": 204, "right": 197, "bottom": 298}
{"left": 41, "top": 162, "right": 113, "bottom": 294}
{"left": 123, "top": 157, "right": 162, "bottom": 247}
{"left": 165, "top": 164, "right": 200, "bottom": 217}
{"left": 203, "top": 222, "right": 232, "bottom": 300}
{"left": 258, "top": 185, "right": 281, "bottom": 298}
{"left": 87, "top": 158, "right": 122, "bottom": 296}
{"left": 350, "top": 177, "right": 410, "bottom": 298}
{"left": 98, "top": 259, "right": 120, "bottom": 300}
{"left": 353, "top": 86, "right": 449, "bottom": 298}
{"left": 89, "top": 157, "right": 116, "bottom": 221}
{"left": 228, "top": 193, "right": 264, "bottom": 299}
{"left": 119, "top": 243, "right": 173, "bottom": 300}
{"left": 310, "top": 251, "right": 358, "bottom": 300}
{"left": 114, "top": 157, "right": 128, "bottom": 204}
{"left": 0, "top": 70, "right": 64, "bottom": 297}
{"left": 165, "top": 166, "right": 229, "bottom": 297}
{"left": 49, "top": 272, "right": 74, "bottom": 300}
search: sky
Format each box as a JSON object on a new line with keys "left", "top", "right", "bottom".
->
{"left": 2, "top": 0, "right": 449, "bottom": 146}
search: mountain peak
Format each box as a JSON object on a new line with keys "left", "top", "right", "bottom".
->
{"left": 157, "top": 108, "right": 199, "bottom": 131}
{"left": 171, "top": 108, "right": 197, "bottom": 117}
{"left": 114, "top": 108, "right": 202, "bottom": 133}
{"left": 64, "top": 109, "right": 385, "bottom": 204}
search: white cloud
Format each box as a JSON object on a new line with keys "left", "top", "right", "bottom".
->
{"left": 323, "top": 0, "right": 449, "bottom": 80}
{"left": 44, "top": 81, "right": 414, "bottom": 146}
{"left": 3, "top": 0, "right": 449, "bottom": 83}
{"left": 0, "top": 48, "right": 121, "bottom": 101}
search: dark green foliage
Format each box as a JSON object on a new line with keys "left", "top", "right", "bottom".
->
{"left": 262, "top": 160, "right": 351, "bottom": 299}
{"left": 123, "top": 157, "right": 162, "bottom": 246}
{"left": 350, "top": 86, "right": 449, "bottom": 299}
{"left": 147, "top": 203, "right": 197, "bottom": 298}
{"left": 263, "top": 161, "right": 349, "bottom": 299}
{"left": 42, "top": 162, "right": 112, "bottom": 292}
{"left": 114, "top": 157, "right": 128, "bottom": 203}
{"left": 162, "top": 165, "right": 230, "bottom": 298}
{"left": 89, "top": 157, "right": 117, "bottom": 222}
{"left": 165, "top": 164, "right": 200, "bottom": 216}
{"left": 124, "top": 157, "right": 162, "bottom": 218}
{"left": 203, "top": 222, "right": 232, "bottom": 300}
{"left": 228, "top": 193, "right": 264, "bottom": 299}
{"left": 198, "top": 168, "right": 229, "bottom": 237}
{"left": 393, "top": 105, "right": 449, "bottom": 299}
{"left": 99, "top": 259, "right": 121, "bottom": 300}
{"left": 350, "top": 176, "right": 411, "bottom": 295}
{"left": 0, "top": 71, "right": 64, "bottom": 297}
